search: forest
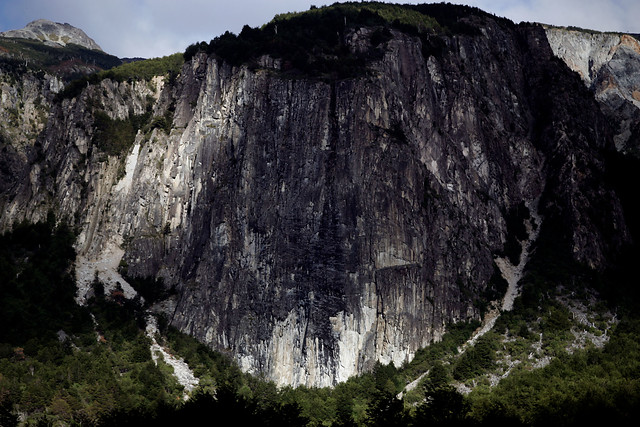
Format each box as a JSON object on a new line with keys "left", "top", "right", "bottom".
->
{"left": 2, "top": 2, "right": 640, "bottom": 425}
{"left": 0, "top": 216, "right": 639, "bottom": 425}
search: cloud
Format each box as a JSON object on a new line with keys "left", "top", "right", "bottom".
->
{"left": 459, "top": 0, "right": 640, "bottom": 33}
{"left": 0, "top": 0, "right": 329, "bottom": 57}
{"left": 1, "top": 1, "right": 638, "bottom": 59}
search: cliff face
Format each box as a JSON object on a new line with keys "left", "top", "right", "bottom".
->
{"left": 0, "top": 8, "right": 630, "bottom": 387}
{"left": 0, "top": 68, "right": 63, "bottom": 221}
{"left": 546, "top": 28, "right": 640, "bottom": 155}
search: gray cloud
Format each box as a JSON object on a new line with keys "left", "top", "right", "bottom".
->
{"left": 0, "top": 1, "right": 636, "bottom": 59}
{"left": 0, "top": 0, "right": 327, "bottom": 57}
{"left": 457, "top": 0, "right": 639, "bottom": 33}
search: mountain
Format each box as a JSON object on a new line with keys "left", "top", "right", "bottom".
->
{"left": 0, "top": 19, "right": 121, "bottom": 82}
{"left": 1, "top": 2, "right": 639, "bottom": 424}
{"left": 0, "top": 19, "right": 103, "bottom": 51}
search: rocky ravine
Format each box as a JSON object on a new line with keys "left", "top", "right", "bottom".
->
{"left": 0, "top": 9, "right": 631, "bottom": 387}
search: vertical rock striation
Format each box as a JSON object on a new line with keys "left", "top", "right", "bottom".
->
{"left": 0, "top": 7, "right": 629, "bottom": 386}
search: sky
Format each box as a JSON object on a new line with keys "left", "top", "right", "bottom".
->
{"left": 0, "top": 0, "right": 638, "bottom": 59}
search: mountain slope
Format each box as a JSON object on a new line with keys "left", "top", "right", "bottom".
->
{"left": 1, "top": 19, "right": 102, "bottom": 51}
{"left": 0, "top": 20, "right": 121, "bottom": 83}
{"left": 0, "top": 2, "right": 632, "bottom": 389}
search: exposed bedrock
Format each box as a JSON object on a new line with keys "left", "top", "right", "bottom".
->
{"left": 0, "top": 15, "right": 628, "bottom": 386}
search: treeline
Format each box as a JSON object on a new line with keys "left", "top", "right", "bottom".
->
{"left": 0, "top": 217, "right": 182, "bottom": 425}
{"left": 2, "top": 206, "right": 640, "bottom": 424}
{"left": 0, "top": 213, "right": 83, "bottom": 344}
{"left": 0, "top": 37, "right": 121, "bottom": 80}
{"left": 57, "top": 53, "right": 183, "bottom": 100}
{"left": 182, "top": 2, "right": 441, "bottom": 79}
{"left": 466, "top": 317, "right": 640, "bottom": 426}
{"left": 181, "top": 1, "right": 506, "bottom": 77}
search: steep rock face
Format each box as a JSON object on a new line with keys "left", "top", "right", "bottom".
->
{"left": 0, "top": 13, "right": 628, "bottom": 386}
{"left": 1, "top": 19, "right": 103, "bottom": 51}
{"left": 546, "top": 28, "right": 640, "bottom": 155}
{"left": 0, "top": 67, "right": 62, "bottom": 222}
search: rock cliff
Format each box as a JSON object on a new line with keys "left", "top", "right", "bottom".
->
{"left": 0, "top": 4, "right": 632, "bottom": 387}
{"left": 546, "top": 27, "right": 640, "bottom": 155}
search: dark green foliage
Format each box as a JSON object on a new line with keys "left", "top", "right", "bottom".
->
{"left": 453, "top": 335, "right": 498, "bottom": 381}
{"left": 183, "top": 2, "right": 441, "bottom": 79}
{"left": 425, "top": 361, "right": 450, "bottom": 390}
{"left": 91, "top": 109, "right": 154, "bottom": 156}
{"left": 412, "top": 3, "right": 492, "bottom": 36}
{"left": 541, "top": 303, "right": 572, "bottom": 333}
{"left": 402, "top": 321, "right": 480, "bottom": 381}
{"left": 56, "top": 71, "right": 102, "bottom": 100}
{"left": 161, "top": 324, "right": 244, "bottom": 390}
{"left": 415, "top": 384, "right": 468, "bottom": 426}
{"left": 92, "top": 111, "right": 137, "bottom": 156}
{"left": 467, "top": 317, "right": 640, "bottom": 425}
{"left": 99, "top": 385, "right": 309, "bottom": 426}
{"left": 0, "top": 394, "right": 18, "bottom": 427}
{"left": 0, "top": 37, "right": 121, "bottom": 81}
{"left": 334, "top": 389, "right": 357, "bottom": 427}
{"left": 0, "top": 216, "right": 87, "bottom": 344}
{"left": 0, "top": 218, "right": 183, "bottom": 424}
{"left": 367, "top": 362, "right": 411, "bottom": 427}
{"left": 56, "top": 53, "right": 183, "bottom": 100}
{"left": 366, "top": 390, "right": 408, "bottom": 427}
{"left": 147, "top": 109, "right": 174, "bottom": 134}
{"left": 373, "top": 361, "right": 402, "bottom": 394}
{"left": 517, "top": 323, "right": 533, "bottom": 340}
{"left": 99, "top": 53, "right": 183, "bottom": 83}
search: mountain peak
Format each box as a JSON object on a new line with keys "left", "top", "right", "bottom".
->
{"left": 0, "top": 19, "right": 102, "bottom": 51}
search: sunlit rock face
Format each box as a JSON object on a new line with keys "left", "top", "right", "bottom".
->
{"left": 0, "top": 19, "right": 103, "bottom": 51}
{"left": 0, "top": 9, "right": 629, "bottom": 387}
{"left": 546, "top": 27, "right": 640, "bottom": 154}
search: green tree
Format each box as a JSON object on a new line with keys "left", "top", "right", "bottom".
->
{"left": 366, "top": 390, "right": 408, "bottom": 427}
{"left": 415, "top": 384, "right": 468, "bottom": 426}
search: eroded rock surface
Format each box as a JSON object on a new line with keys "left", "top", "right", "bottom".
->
{"left": 0, "top": 11, "right": 630, "bottom": 387}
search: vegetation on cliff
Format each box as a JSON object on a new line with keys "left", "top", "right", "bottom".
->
{"left": 183, "top": 1, "right": 494, "bottom": 79}
{"left": 1, "top": 218, "right": 638, "bottom": 425}
{"left": 1, "top": 2, "right": 640, "bottom": 426}
{"left": 56, "top": 53, "right": 183, "bottom": 100}
{"left": 0, "top": 37, "right": 121, "bottom": 81}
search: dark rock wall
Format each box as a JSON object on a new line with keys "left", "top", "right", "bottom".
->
{"left": 0, "top": 13, "right": 629, "bottom": 386}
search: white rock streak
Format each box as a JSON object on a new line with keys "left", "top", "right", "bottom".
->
{"left": 467, "top": 201, "right": 542, "bottom": 347}
{"left": 499, "top": 203, "right": 542, "bottom": 311}
{"left": 397, "top": 371, "right": 428, "bottom": 399}
{"left": 114, "top": 142, "right": 140, "bottom": 194}
{"left": 146, "top": 315, "right": 199, "bottom": 399}
{"left": 75, "top": 240, "right": 138, "bottom": 305}
{"left": 75, "top": 143, "right": 142, "bottom": 305}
